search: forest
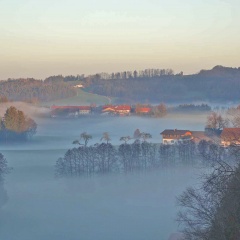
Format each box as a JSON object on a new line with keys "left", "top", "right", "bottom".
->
{"left": 84, "top": 66, "right": 240, "bottom": 103}
{"left": 0, "top": 78, "right": 76, "bottom": 102}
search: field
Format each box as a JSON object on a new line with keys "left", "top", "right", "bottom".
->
{"left": 43, "top": 89, "right": 113, "bottom": 107}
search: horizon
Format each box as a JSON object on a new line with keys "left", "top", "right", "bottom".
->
{"left": 1, "top": 0, "right": 240, "bottom": 79}
{"left": 1, "top": 64, "right": 240, "bottom": 81}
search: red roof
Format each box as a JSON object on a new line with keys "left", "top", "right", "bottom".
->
{"left": 102, "top": 105, "right": 131, "bottom": 111}
{"left": 51, "top": 106, "right": 91, "bottom": 110}
{"left": 161, "top": 129, "right": 191, "bottom": 135}
{"left": 137, "top": 107, "right": 151, "bottom": 113}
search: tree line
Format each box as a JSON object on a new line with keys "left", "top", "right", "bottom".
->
{"left": 55, "top": 130, "right": 228, "bottom": 178}
{"left": 0, "top": 106, "right": 37, "bottom": 141}
{"left": 84, "top": 66, "right": 240, "bottom": 103}
{"left": 170, "top": 104, "right": 211, "bottom": 112}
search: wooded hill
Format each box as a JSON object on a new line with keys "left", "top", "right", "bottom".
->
{"left": 1, "top": 65, "right": 240, "bottom": 103}
{"left": 0, "top": 78, "right": 76, "bottom": 102}
{"left": 84, "top": 66, "right": 240, "bottom": 103}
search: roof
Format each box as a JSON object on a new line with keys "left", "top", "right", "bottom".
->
{"left": 136, "top": 107, "right": 151, "bottom": 113}
{"left": 221, "top": 128, "right": 240, "bottom": 140}
{"left": 102, "top": 105, "right": 131, "bottom": 111}
{"left": 51, "top": 106, "right": 91, "bottom": 110}
{"left": 160, "top": 129, "right": 191, "bottom": 135}
{"left": 191, "top": 131, "right": 213, "bottom": 143}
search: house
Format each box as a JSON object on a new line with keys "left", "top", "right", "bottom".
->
{"left": 220, "top": 128, "right": 240, "bottom": 147}
{"left": 78, "top": 106, "right": 91, "bottom": 115}
{"left": 160, "top": 129, "right": 193, "bottom": 144}
{"left": 160, "top": 129, "right": 213, "bottom": 145}
{"left": 102, "top": 105, "right": 131, "bottom": 116}
{"left": 51, "top": 106, "right": 91, "bottom": 117}
{"left": 73, "top": 84, "right": 84, "bottom": 88}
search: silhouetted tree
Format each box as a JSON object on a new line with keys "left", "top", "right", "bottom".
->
{"left": 0, "top": 153, "right": 11, "bottom": 209}
{"left": 101, "top": 132, "right": 111, "bottom": 144}
{"left": 120, "top": 136, "right": 131, "bottom": 144}
{"left": 133, "top": 129, "right": 141, "bottom": 139}
{"left": 73, "top": 132, "right": 92, "bottom": 147}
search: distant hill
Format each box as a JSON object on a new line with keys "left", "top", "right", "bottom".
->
{"left": 84, "top": 66, "right": 240, "bottom": 103}
{"left": 1, "top": 66, "right": 240, "bottom": 104}
{"left": 0, "top": 78, "right": 76, "bottom": 102}
{"left": 198, "top": 65, "right": 240, "bottom": 78}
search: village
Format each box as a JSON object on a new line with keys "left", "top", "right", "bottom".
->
{"left": 50, "top": 104, "right": 156, "bottom": 117}
{"left": 50, "top": 105, "right": 240, "bottom": 148}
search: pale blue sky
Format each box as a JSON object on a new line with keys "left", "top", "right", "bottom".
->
{"left": 0, "top": 0, "right": 239, "bottom": 79}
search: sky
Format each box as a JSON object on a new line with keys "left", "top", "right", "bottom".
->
{"left": 0, "top": 0, "right": 240, "bottom": 79}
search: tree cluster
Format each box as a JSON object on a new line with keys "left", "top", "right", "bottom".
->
{"left": 92, "top": 68, "right": 175, "bottom": 80}
{"left": 55, "top": 132, "right": 215, "bottom": 178}
{"left": 0, "top": 106, "right": 37, "bottom": 141}
{"left": 151, "top": 103, "right": 167, "bottom": 117}
{"left": 172, "top": 104, "right": 211, "bottom": 112}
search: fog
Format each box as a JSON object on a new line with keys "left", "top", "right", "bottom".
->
{"left": 0, "top": 111, "right": 209, "bottom": 240}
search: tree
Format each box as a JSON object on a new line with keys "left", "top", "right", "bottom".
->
{"left": 73, "top": 132, "right": 92, "bottom": 147}
{"left": 101, "top": 132, "right": 111, "bottom": 144}
{"left": 120, "top": 136, "right": 131, "bottom": 144}
{"left": 140, "top": 132, "right": 152, "bottom": 142}
{"left": 0, "top": 106, "right": 37, "bottom": 141}
{"left": 177, "top": 139, "right": 240, "bottom": 239}
{"left": 133, "top": 129, "right": 141, "bottom": 139}
{"left": 0, "top": 153, "right": 11, "bottom": 209}
{"left": 0, "top": 153, "right": 11, "bottom": 182}
{"left": 152, "top": 103, "right": 167, "bottom": 117}
{"left": 206, "top": 112, "right": 228, "bottom": 131}
{"left": 3, "top": 106, "right": 18, "bottom": 132}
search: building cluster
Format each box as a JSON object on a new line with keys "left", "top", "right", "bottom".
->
{"left": 51, "top": 105, "right": 152, "bottom": 117}
{"left": 160, "top": 128, "right": 240, "bottom": 147}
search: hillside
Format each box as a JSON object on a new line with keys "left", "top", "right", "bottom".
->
{"left": 43, "top": 89, "right": 112, "bottom": 107}
{"left": 84, "top": 66, "right": 240, "bottom": 103}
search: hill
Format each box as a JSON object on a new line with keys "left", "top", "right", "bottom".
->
{"left": 84, "top": 66, "right": 240, "bottom": 103}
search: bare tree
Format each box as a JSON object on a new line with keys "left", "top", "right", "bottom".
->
{"left": 177, "top": 139, "right": 240, "bottom": 239}
{"left": 101, "top": 132, "right": 111, "bottom": 144}
{"left": 206, "top": 112, "right": 228, "bottom": 130}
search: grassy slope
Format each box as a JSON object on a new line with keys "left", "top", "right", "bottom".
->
{"left": 43, "top": 89, "right": 112, "bottom": 107}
